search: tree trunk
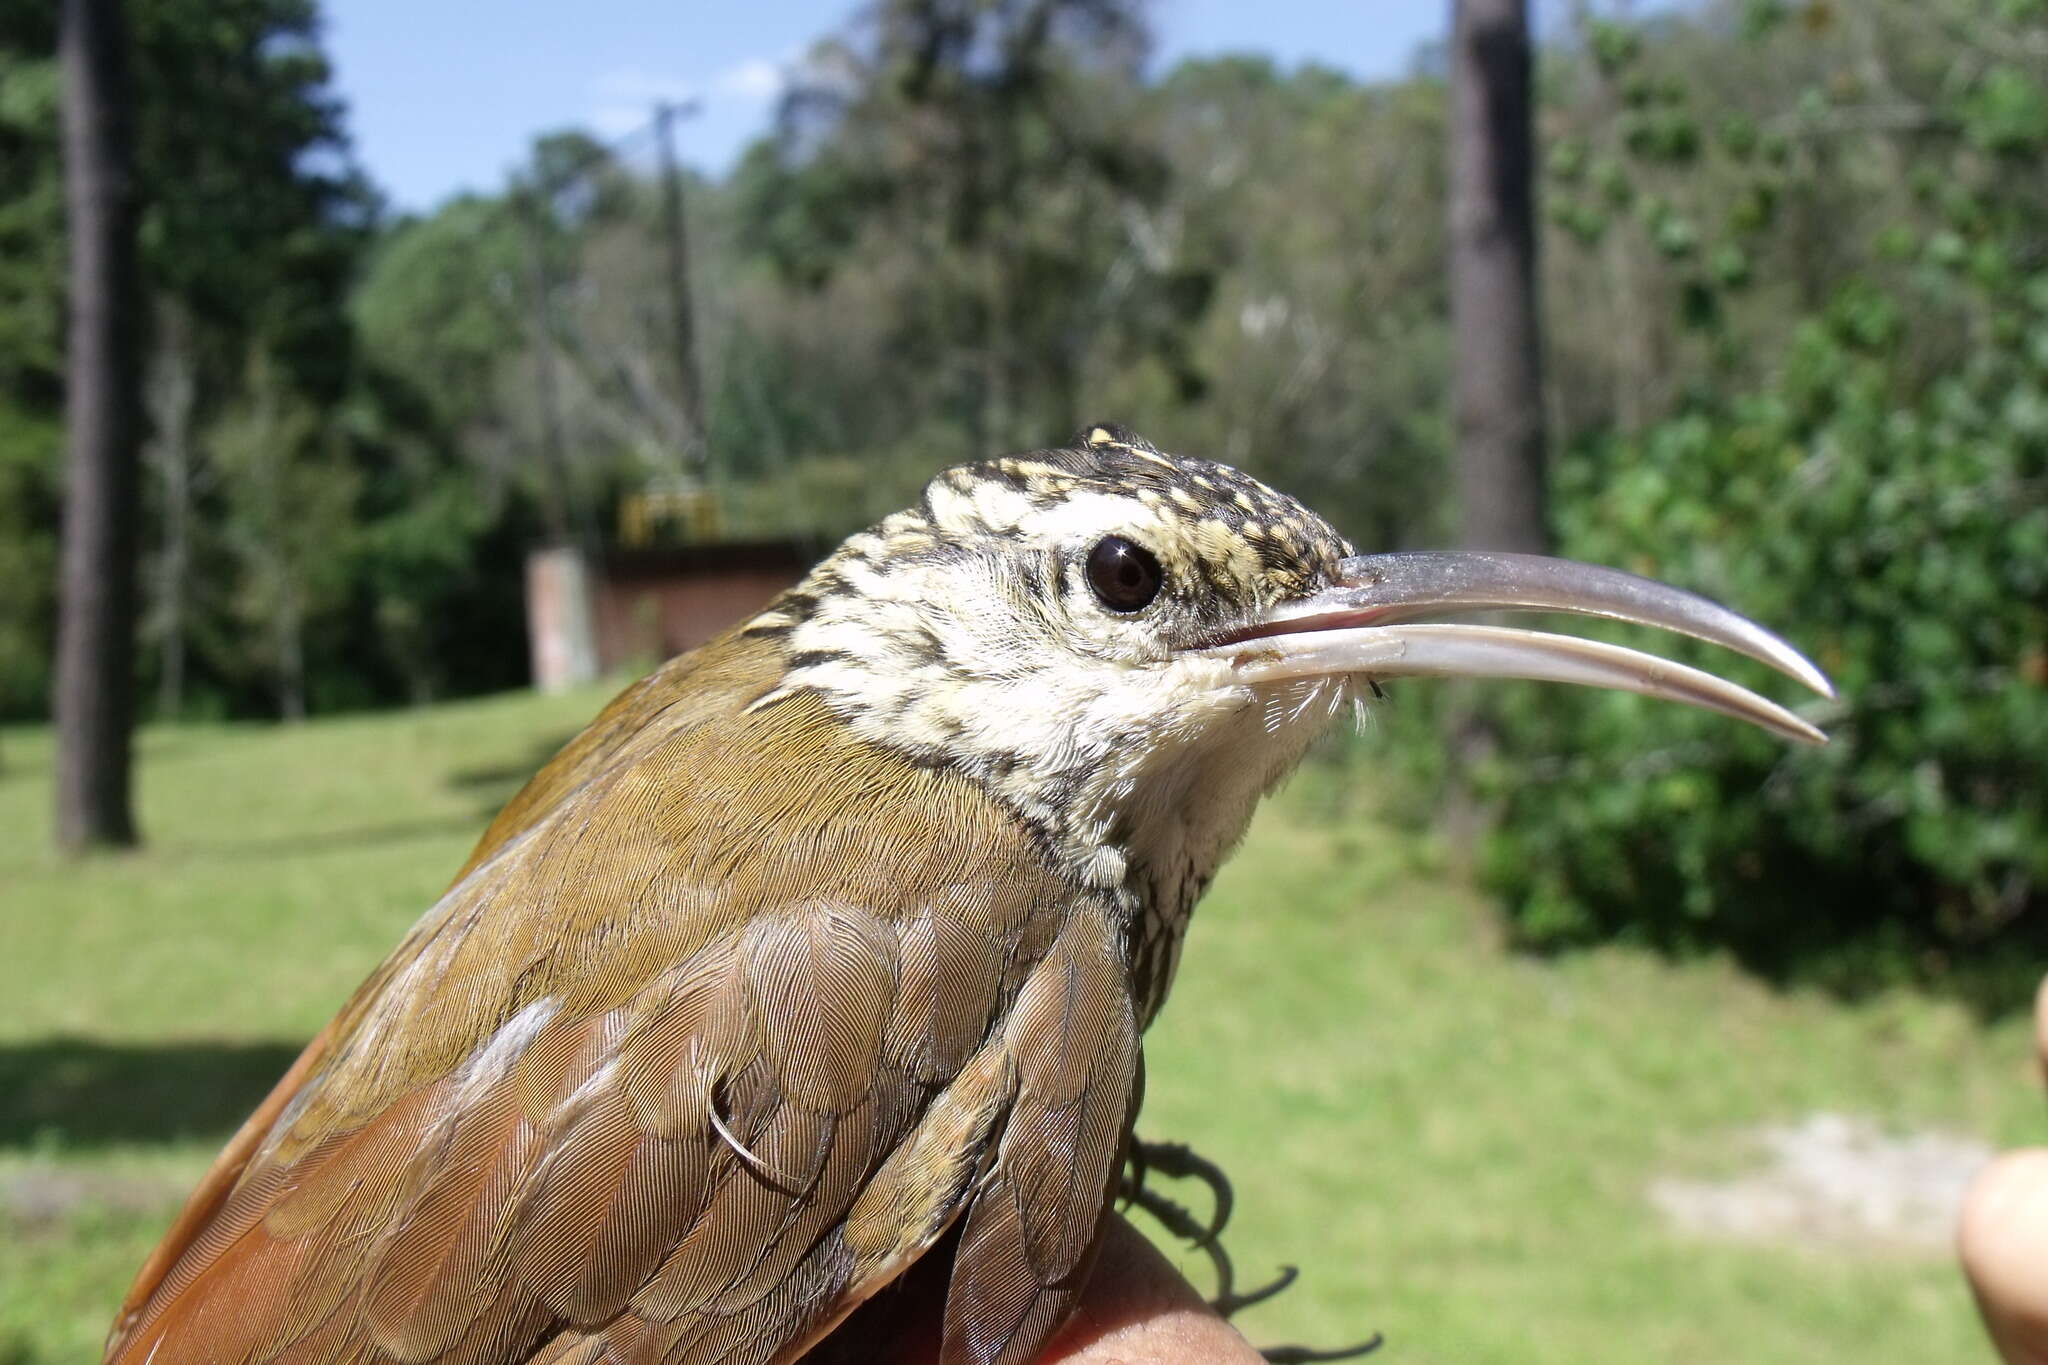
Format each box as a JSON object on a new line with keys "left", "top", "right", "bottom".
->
{"left": 1449, "top": 0, "right": 1548, "bottom": 554}
{"left": 54, "top": 0, "right": 143, "bottom": 852}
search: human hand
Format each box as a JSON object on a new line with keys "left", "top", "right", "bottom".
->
{"left": 1960, "top": 977, "right": 2048, "bottom": 1363}
{"left": 1036, "top": 1212, "right": 1266, "bottom": 1363}
{"left": 844, "top": 1211, "right": 1264, "bottom": 1364}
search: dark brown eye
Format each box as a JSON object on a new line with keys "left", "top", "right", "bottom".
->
{"left": 1086, "top": 536, "right": 1163, "bottom": 612}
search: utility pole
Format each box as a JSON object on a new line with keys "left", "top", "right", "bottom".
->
{"left": 654, "top": 100, "right": 707, "bottom": 470}
{"left": 54, "top": 0, "right": 142, "bottom": 851}
{"left": 516, "top": 184, "right": 600, "bottom": 691}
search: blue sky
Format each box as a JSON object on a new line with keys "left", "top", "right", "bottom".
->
{"left": 322, "top": 1, "right": 1484, "bottom": 212}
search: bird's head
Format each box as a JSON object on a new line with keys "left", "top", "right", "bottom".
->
{"left": 748, "top": 425, "right": 1829, "bottom": 1007}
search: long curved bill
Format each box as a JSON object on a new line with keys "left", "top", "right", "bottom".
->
{"left": 1206, "top": 551, "right": 1834, "bottom": 745}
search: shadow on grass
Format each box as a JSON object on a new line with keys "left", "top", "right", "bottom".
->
{"left": 182, "top": 813, "right": 487, "bottom": 862}
{"left": 174, "top": 731, "right": 581, "bottom": 862}
{"left": 443, "top": 731, "right": 578, "bottom": 817}
{"left": 0, "top": 1038, "right": 306, "bottom": 1149}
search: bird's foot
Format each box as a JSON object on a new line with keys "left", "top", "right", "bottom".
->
{"left": 1122, "top": 1138, "right": 1233, "bottom": 1246}
{"left": 1260, "top": 1338, "right": 1385, "bottom": 1363}
{"left": 1118, "top": 1136, "right": 1383, "bottom": 1362}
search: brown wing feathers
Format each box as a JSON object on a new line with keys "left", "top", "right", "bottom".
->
{"left": 940, "top": 910, "right": 1139, "bottom": 1365}
{"left": 107, "top": 658, "right": 1142, "bottom": 1365}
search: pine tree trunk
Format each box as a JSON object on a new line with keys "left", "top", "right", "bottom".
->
{"left": 1449, "top": 0, "right": 1548, "bottom": 555}
{"left": 54, "top": 0, "right": 142, "bottom": 852}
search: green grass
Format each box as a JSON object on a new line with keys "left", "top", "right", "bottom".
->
{"left": 0, "top": 691, "right": 2033, "bottom": 1362}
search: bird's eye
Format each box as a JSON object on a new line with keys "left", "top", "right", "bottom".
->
{"left": 1085, "top": 536, "right": 1164, "bottom": 612}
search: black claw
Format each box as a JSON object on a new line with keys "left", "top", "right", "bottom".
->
{"left": 1124, "top": 1140, "right": 1151, "bottom": 1201}
{"left": 1123, "top": 1181, "right": 1244, "bottom": 1308}
{"left": 1127, "top": 1138, "right": 1235, "bottom": 1245}
{"left": 1263, "top": 1334, "right": 1385, "bottom": 1364}
{"left": 1121, "top": 1135, "right": 1377, "bottom": 1362}
{"left": 1215, "top": 1263, "right": 1297, "bottom": 1316}
{"left": 1123, "top": 1184, "right": 1205, "bottom": 1247}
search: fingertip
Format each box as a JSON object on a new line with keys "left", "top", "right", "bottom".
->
{"left": 1961, "top": 1149, "right": 2048, "bottom": 1364}
{"left": 2033, "top": 976, "right": 2048, "bottom": 1083}
{"left": 1962, "top": 1150, "right": 2048, "bottom": 1260}
{"left": 1042, "top": 1215, "right": 1265, "bottom": 1364}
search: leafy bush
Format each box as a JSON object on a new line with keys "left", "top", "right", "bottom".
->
{"left": 1442, "top": 0, "right": 2048, "bottom": 1008}
{"left": 1477, "top": 280, "right": 2048, "bottom": 1002}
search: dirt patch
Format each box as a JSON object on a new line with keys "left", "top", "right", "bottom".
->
{"left": 0, "top": 1167, "right": 186, "bottom": 1237}
{"left": 1648, "top": 1112, "right": 1994, "bottom": 1253}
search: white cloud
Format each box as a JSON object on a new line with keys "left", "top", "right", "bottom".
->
{"left": 715, "top": 57, "right": 786, "bottom": 102}
{"left": 591, "top": 68, "right": 700, "bottom": 105}
{"left": 584, "top": 56, "right": 786, "bottom": 138}
{"left": 587, "top": 103, "right": 652, "bottom": 137}
{"left": 587, "top": 68, "right": 698, "bottom": 136}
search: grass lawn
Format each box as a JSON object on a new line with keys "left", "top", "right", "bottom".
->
{"left": 0, "top": 687, "right": 2034, "bottom": 1363}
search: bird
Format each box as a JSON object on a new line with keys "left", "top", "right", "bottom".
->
{"left": 105, "top": 425, "right": 1831, "bottom": 1365}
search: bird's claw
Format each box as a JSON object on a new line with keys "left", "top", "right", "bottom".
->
{"left": 1121, "top": 1136, "right": 1384, "bottom": 1360}
{"left": 1215, "top": 1263, "right": 1297, "bottom": 1316}
{"left": 1262, "top": 1334, "right": 1385, "bottom": 1363}
{"left": 1123, "top": 1138, "right": 1233, "bottom": 1247}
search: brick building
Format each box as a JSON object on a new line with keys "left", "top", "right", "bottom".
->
{"left": 524, "top": 540, "right": 812, "bottom": 692}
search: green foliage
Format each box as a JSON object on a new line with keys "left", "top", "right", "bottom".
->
{"left": 0, "top": 406, "right": 57, "bottom": 710}
{"left": 0, "top": 0, "right": 381, "bottom": 720}
{"left": 208, "top": 353, "right": 361, "bottom": 718}
{"left": 725, "top": 0, "right": 1171, "bottom": 466}
{"left": 1482, "top": 0, "right": 2048, "bottom": 1004}
{"left": 127, "top": 0, "right": 372, "bottom": 399}
{"left": 1961, "top": 64, "right": 2048, "bottom": 154}
{"left": 1482, "top": 334, "right": 2048, "bottom": 996}
{"left": 0, "top": 42, "right": 61, "bottom": 403}
{"left": 1107, "top": 56, "right": 1452, "bottom": 547}
{"left": 350, "top": 197, "right": 526, "bottom": 433}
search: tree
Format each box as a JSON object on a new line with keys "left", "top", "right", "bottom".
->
{"left": 746, "top": 0, "right": 1164, "bottom": 456}
{"left": 1123, "top": 57, "right": 1451, "bottom": 550}
{"left": 53, "top": 0, "right": 141, "bottom": 850}
{"left": 1473, "top": 0, "right": 2048, "bottom": 1004}
{"left": 210, "top": 347, "right": 358, "bottom": 720}
{"left": 1, "top": 0, "right": 375, "bottom": 724}
{"left": 126, "top": 0, "right": 371, "bottom": 719}
{"left": 1448, "top": 0, "right": 1547, "bottom": 554}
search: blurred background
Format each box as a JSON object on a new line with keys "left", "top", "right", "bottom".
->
{"left": 4, "top": 0, "right": 2047, "bottom": 1360}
